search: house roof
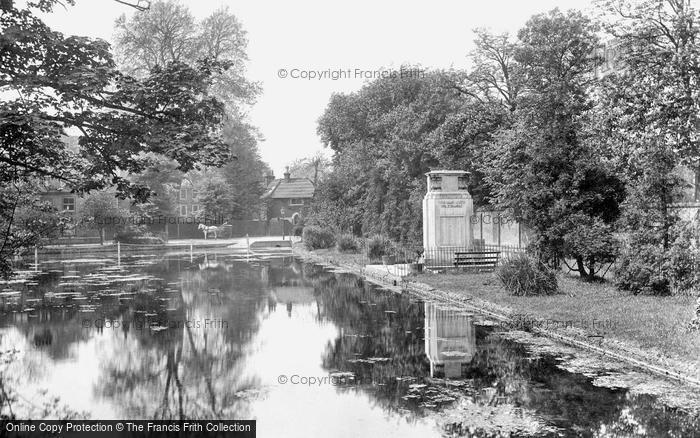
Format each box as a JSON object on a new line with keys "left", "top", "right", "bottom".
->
{"left": 262, "top": 178, "right": 315, "bottom": 199}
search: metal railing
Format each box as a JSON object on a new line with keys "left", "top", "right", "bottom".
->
{"left": 358, "top": 243, "right": 526, "bottom": 278}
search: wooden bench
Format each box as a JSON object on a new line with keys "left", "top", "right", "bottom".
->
{"left": 453, "top": 251, "right": 500, "bottom": 272}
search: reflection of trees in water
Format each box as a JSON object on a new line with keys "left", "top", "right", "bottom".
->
{"left": 1, "top": 255, "right": 276, "bottom": 420}
{"left": 4, "top": 258, "right": 699, "bottom": 432}
{"left": 468, "top": 334, "right": 700, "bottom": 436}
{"left": 95, "top": 260, "right": 271, "bottom": 419}
{"left": 308, "top": 268, "right": 700, "bottom": 437}
{"left": 308, "top": 269, "right": 430, "bottom": 420}
{"left": 0, "top": 331, "right": 89, "bottom": 420}
{"left": 595, "top": 393, "right": 700, "bottom": 437}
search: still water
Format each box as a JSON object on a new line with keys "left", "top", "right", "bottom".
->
{"left": 0, "top": 252, "right": 698, "bottom": 437}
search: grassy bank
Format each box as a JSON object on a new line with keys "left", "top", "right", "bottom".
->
{"left": 418, "top": 271, "right": 700, "bottom": 374}
{"left": 296, "top": 245, "right": 700, "bottom": 380}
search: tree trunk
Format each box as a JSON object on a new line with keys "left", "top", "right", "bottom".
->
{"left": 661, "top": 189, "right": 669, "bottom": 251}
{"left": 575, "top": 256, "right": 593, "bottom": 280}
{"left": 99, "top": 227, "right": 104, "bottom": 245}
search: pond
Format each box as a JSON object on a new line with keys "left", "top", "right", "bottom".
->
{"left": 0, "top": 251, "right": 698, "bottom": 437}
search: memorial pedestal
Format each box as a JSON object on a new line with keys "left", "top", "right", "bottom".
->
{"left": 422, "top": 170, "right": 473, "bottom": 267}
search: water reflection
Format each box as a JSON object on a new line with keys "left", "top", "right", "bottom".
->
{"left": 0, "top": 253, "right": 698, "bottom": 437}
{"left": 424, "top": 302, "right": 476, "bottom": 378}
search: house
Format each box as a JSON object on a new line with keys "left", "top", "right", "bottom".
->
{"left": 38, "top": 137, "right": 82, "bottom": 219}
{"left": 40, "top": 186, "right": 81, "bottom": 218}
{"left": 261, "top": 168, "right": 315, "bottom": 225}
{"left": 38, "top": 181, "right": 129, "bottom": 243}
{"left": 176, "top": 178, "right": 201, "bottom": 219}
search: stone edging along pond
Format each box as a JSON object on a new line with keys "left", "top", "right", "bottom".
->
{"left": 293, "top": 246, "right": 700, "bottom": 390}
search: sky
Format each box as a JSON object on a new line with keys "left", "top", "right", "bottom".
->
{"left": 40, "top": 0, "right": 596, "bottom": 176}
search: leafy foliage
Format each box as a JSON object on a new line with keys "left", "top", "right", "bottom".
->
{"left": 302, "top": 226, "right": 335, "bottom": 250}
{"left": 113, "top": 0, "right": 259, "bottom": 112}
{"left": 336, "top": 234, "right": 359, "bottom": 253}
{"left": 1, "top": 1, "right": 232, "bottom": 196}
{"left": 597, "top": 0, "right": 700, "bottom": 293}
{"left": 496, "top": 253, "right": 558, "bottom": 296}
{"left": 287, "top": 153, "right": 331, "bottom": 186}
{"left": 79, "top": 190, "right": 128, "bottom": 244}
{"left": 0, "top": 184, "right": 67, "bottom": 277}
{"left": 483, "top": 9, "right": 625, "bottom": 278}
{"left": 315, "top": 69, "right": 493, "bottom": 244}
{"left": 0, "top": 0, "right": 252, "bottom": 275}
{"left": 366, "top": 235, "right": 390, "bottom": 262}
{"left": 615, "top": 191, "right": 700, "bottom": 295}
{"left": 114, "top": 2, "right": 267, "bottom": 222}
{"left": 128, "top": 156, "right": 181, "bottom": 220}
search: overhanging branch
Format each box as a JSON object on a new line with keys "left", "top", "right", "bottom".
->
{"left": 114, "top": 0, "right": 150, "bottom": 11}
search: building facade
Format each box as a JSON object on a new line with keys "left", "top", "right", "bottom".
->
{"left": 176, "top": 178, "right": 201, "bottom": 219}
{"left": 261, "top": 168, "right": 315, "bottom": 225}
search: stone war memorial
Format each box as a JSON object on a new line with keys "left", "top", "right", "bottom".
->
{"left": 423, "top": 170, "right": 474, "bottom": 267}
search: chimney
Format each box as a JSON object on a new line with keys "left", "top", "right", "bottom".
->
{"left": 264, "top": 172, "right": 275, "bottom": 187}
{"left": 284, "top": 166, "right": 291, "bottom": 182}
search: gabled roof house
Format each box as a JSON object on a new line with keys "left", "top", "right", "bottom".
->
{"left": 261, "top": 168, "right": 315, "bottom": 224}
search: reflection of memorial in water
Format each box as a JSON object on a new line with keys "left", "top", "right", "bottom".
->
{"left": 424, "top": 302, "right": 476, "bottom": 378}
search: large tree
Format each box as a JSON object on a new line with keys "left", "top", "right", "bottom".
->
{"left": 287, "top": 153, "right": 332, "bottom": 187}
{"left": 114, "top": 1, "right": 268, "bottom": 222}
{"left": 483, "top": 9, "right": 625, "bottom": 279}
{"left": 192, "top": 121, "right": 270, "bottom": 222}
{"left": 316, "top": 70, "right": 490, "bottom": 243}
{"left": 128, "top": 155, "right": 182, "bottom": 221}
{"left": 0, "top": 0, "right": 232, "bottom": 275}
{"left": 596, "top": 0, "right": 700, "bottom": 293}
{"left": 79, "top": 190, "right": 128, "bottom": 245}
{"left": 450, "top": 30, "right": 523, "bottom": 113}
{"left": 113, "top": 0, "right": 259, "bottom": 113}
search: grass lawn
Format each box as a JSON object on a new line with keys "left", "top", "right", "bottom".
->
{"left": 417, "top": 271, "right": 700, "bottom": 373}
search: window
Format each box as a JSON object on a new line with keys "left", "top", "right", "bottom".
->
{"left": 179, "top": 188, "right": 186, "bottom": 200}
{"left": 289, "top": 198, "right": 304, "bottom": 206}
{"left": 192, "top": 189, "right": 198, "bottom": 199}
{"left": 63, "top": 197, "right": 76, "bottom": 211}
{"left": 180, "top": 205, "right": 187, "bottom": 216}
{"left": 191, "top": 204, "right": 199, "bottom": 214}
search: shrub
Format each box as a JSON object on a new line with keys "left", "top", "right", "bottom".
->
{"left": 496, "top": 253, "right": 558, "bottom": 296}
{"left": 615, "top": 221, "right": 700, "bottom": 295}
{"left": 366, "top": 235, "right": 389, "bottom": 262}
{"left": 336, "top": 234, "right": 359, "bottom": 252}
{"left": 113, "top": 228, "right": 141, "bottom": 243}
{"left": 302, "top": 226, "right": 335, "bottom": 250}
{"left": 292, "top": 225, "right": 304, "bottom": 237}
{"left": 614, "top": 244, "right": 669, "bottom": 295}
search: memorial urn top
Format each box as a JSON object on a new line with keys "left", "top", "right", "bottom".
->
{"left": 425, "top": 170, "right": 470, "bottom": 193}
